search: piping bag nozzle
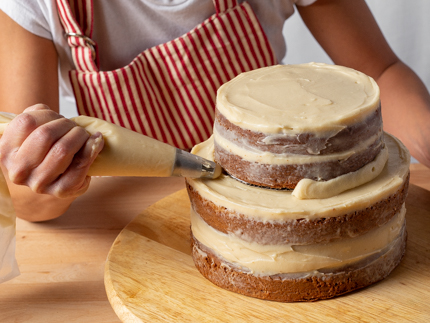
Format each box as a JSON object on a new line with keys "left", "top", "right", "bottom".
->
{"left": 171, "top": 149, "right": 222, "bottom": 179}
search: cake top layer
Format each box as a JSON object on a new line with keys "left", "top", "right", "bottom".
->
{"left": 189, "top": 133, "right": 410, "bottom": 221}
{"left": 216, "top": 63, "right": 380, "bottom": 134}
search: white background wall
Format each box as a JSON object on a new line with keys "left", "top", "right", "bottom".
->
{"left": 282, "top": 0, "right": 430, "bottom": 163}
{"left": 282, "top": 0, "right": 430, "bottom": 91}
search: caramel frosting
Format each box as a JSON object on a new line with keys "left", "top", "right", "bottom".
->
{"left": 188, "top": 133, "right": 410, "bottom": 221}
{"left": 71, "top": 116, "right": 176, "bottom": 177}
{"left": 191, "top": 204, "right": 406, "bottom": 275}
{"left": 216, "top": 63, "right": 380, "bottom": 135}
{"left": 292, "top": 142, "right": 389, "bottom": 199}
{"left": 213, "top": 124, "right": 383, "bottom": 165}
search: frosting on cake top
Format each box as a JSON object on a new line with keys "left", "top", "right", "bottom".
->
{"left": 216, "top": 63, "right": 380, "bottom": 134}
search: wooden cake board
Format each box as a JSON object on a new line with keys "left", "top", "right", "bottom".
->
{"left": 105, "top": 185, "right": 430, "bottom": 322}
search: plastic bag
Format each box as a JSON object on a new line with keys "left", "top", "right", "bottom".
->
{"left": 0, "top": 169, "right": 19, "bottom": 283}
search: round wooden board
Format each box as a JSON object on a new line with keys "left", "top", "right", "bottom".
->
{"left": 105, "top": 186, "right": 430, "bottom": 322}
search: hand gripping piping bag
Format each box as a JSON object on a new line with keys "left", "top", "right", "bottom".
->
{"left": 0, "top": 112, "right": 221, "bottom": 283}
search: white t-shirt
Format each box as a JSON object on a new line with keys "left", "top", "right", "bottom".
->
{"left": 0, "top": 0, "right": 316, "bottom": 105}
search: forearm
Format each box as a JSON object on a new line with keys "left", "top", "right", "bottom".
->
{"left": 0, "top": 12, "right": 70, "bottom": 221}
{"left": 0, "top": 14, "right": 104, "bottom": 221}
{"left": 377, "top": 61, "right": 430, "bottom": 167}
{"left": 298, "top": 0, "right": 430, "bottom": 167}
{"left": 0, "top": 10, "right": 59, "bottom": 113}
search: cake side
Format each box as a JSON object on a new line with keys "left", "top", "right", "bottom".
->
{"left": 186, "top": 175, "right": 409, "bottom": 245}
{"left": 189, "top": 134, "right": 410, "bottom": 222}
{"left": 214, "top": 138, "right": 384, "bottom": 189}
{"left": 214, "top": 106, "right": 383, "bottom": 156}
{"left": 191, "top": 226, "right": 406, "bottom": 302}
{"left": 190, "top": 200, "right": 406, "bottom": 276}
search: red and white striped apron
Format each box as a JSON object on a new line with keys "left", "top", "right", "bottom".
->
{"left": 56, "top": 0, "right": 277, "bottom": 149}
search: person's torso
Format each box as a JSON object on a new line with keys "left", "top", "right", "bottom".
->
{"left": 49, "top": 0, "right": 297, "bottom": 100}
{"left": 58, "top": 0, "right": 280, "bottom": 148}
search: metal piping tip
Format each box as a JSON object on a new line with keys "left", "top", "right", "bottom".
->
{"left": 171, "top": 149, "right": 223, "bottom": 179}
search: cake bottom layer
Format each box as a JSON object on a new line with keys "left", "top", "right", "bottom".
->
{"left": 191, "top": 226, "right": 407, "bottom": 302}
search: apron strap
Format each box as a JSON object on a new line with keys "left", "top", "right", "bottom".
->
{"left": 56, "top": 0, "right": 99, "bottom": 72}
{"left": 213, "top": 0, "right": 238, "bottom": 14}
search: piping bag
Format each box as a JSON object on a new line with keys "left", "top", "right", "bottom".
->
{"left": 0, "top": 112, "right": 222, "bottom": 179}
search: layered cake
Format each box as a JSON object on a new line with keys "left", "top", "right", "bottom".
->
{"left": 214, "top": 63, "right": 384, "bottom": 189}
{"left": 186, "top": 63, "right": 410, "bottom": 302}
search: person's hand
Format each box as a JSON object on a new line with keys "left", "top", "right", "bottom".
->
{"left": 0, "top": 104, "right": 104, "bottom": 198}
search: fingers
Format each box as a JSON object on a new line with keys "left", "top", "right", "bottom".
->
{"left": 7, "top": 118, "right": 82, "bottom": 183}
{"left": 22, "top": 126, "right": 91, "bottom": 189}
{"left": 1, "top": 104, "right": 66, "bottom": 151}
{"left": 38, "top": 132, "right": 104, "bottom": 198}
